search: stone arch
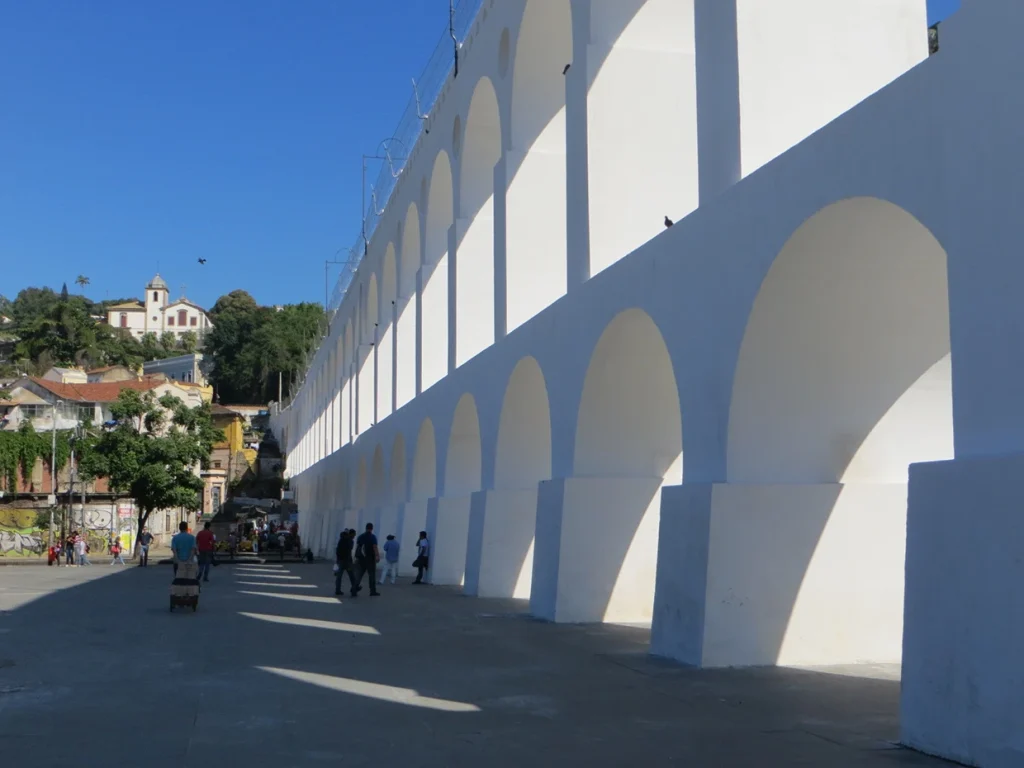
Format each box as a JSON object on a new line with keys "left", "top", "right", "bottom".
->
{"left": 495, "top": 357, "right": 552, "bottom": 490}
{"left": 411, "top": 418, "right": 437, "bottom": 501}
{"left": 474, "top": 356, "right": 552, "bottom": 599}
{"left": 588, "top": 1, "right": 700, "bottom": 277}
{"left": 368, "top": 444, "right": 386, "bottom": 508}
{"left": 378, "top": 245, "right": 398, "bottom": 420}
{"left": 364, "top": 273, "right": 379, "bottom": 342}
{"left": 390, "top": 432, "right": 407, "bottom": 504}
{"left": 355, "top": 455, "right": 368, "bottom": 509}
{"left": 506, "top": 0, "right": 571, "bottom": 333}
{"left": 717, "top": 197, "right": 952, "bottom": 666}
{"left": 563, "top": 308, "right": 682, "bottom": 625}
{"left": 397, "top": 204, "right": 421, "bottom": 409}
{"left": 445, "top": 394, "right": 482, "bottom": 497}
{"left": 341, "top": 320, "right": 354, "bottom": 443}
{"left": 423, "top": 151, "right": 454, "bottom": 391}
{"left": 455, "top": 77, "right": 501, "bottom": 367}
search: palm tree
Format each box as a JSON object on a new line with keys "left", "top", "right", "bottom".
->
{"left": 75, "top": 275, "right": 90, "bottom": 290}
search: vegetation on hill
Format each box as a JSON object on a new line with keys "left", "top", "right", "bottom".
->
{"left": 1, "top": 286, "right": 324, "bottom": 405}
{"left": 203, "top": 290, "right": 324, "bottom": 404}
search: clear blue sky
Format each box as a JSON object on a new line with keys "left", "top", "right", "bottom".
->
{"left": 1, "top": 1, "right": 959, "bottom": 310}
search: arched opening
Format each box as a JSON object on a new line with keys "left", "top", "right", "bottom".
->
{"left": 364, "top": 274, "right": 379, "bottom": 343}
{"left": 397, "top": 204, "right": 421, "bottom": 409}
{"left": 588, "top": 0, "right": 700, "bottom": 276}
{"left": 369, "top": 444, "right": 386, "bottom": 509}
{"left": 334, "top": 334, "right": 345, "bottom": 447}
{"left": 456, "top": 77, "right": 501, "bottom": 366}
{"left": 445, "top": 394, "right": 482, "bottom": 497}
{"left": 402, "top": 419, "right": 437, "bottom": 571}
{"left": 390, "top": 433, "right": 407, "bottom": 504}
{"left": 357, "top": 280, "right": 376, "bottom": 434}
{"left": 471, "top": 357, "right": 551, "bottom": 598}
{"left": 423, "top": 152, "right": 454, "bottom": 391}
{"left": 432, "top": 394, "right": 482, "bottom": 586}
{"left": 506, "top": 0, "right": 571, "bottom": 333}
{"left": 341, "top": 321, "right": 353, "bottom": 444}
{"left": 355, "top": 456, "right": 368, "bottom": 510}
{"left": 718, "top": 197, "right": 951, "bottom": 667}
{"left": 411, "top": 419, "right": 437, "bottom": 501}
{"left": 378, "top": 246, "right": 397, "bottom": 420}
{"left": 544, "top": 309, "right": 681, "bottom": 624}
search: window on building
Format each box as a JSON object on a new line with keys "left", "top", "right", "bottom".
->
{"left": 20, "top": 404, "right": 43, "bottom": 418}
{"left": 178, "top": 310, "right": 187, "bottom": 326}
{"left": 119, "top": 313, "right": 128, "bottom": 328}
{"left": 168, "top": 316, "right": 174, "bottom": 326}
{"left": 78, "top": 404, "right": 94, "bottom": 422}
{"left": 152, "top": 316, "right": 157, "bottom": 322}
{"left": 190, "top": 316, "right": 197, "bottom": 326}
{"left": 214, "top": 461, "right": 221, "bottom": 469}
{"left": 152, "top": 291, "right": 158, "bottom": 302}
{"left": 164, "top": 512, "right": 171, "bottom": 531}
{"left": 212, "top": 486, "right": 222, "bottom": 514}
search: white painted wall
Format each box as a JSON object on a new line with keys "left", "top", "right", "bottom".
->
{"left": 274, "top": 4, "right": 1024, "bottom": 764}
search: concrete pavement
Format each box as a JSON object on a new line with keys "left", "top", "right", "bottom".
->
{"left": 0, "top": 562, "right": 956, "bottom": 767}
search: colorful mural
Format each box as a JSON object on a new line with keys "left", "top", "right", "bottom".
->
{"left": 0, "top": 509, "right": 46, "bottom": 558}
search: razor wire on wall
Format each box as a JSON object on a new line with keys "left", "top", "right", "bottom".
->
{"left": 326, "top": 0, "right": 484, "bottom": 319}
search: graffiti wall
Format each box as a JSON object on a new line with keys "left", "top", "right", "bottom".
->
{"left": 0, "top": 509, "right": 46, "bottom": 558}
{"left": 0, "top": 505, "right": 135, "bottom": 559}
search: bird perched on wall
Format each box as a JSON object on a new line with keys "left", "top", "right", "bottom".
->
{"left": 197, "top": 258, "right": 207, "bottom": 264}
{"left": 664, "top": 216, "right": 674, "bottom": 228}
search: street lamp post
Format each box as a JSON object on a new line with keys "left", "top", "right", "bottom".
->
{"left": 48, "top": 400, "right": 64, "bottom": 549}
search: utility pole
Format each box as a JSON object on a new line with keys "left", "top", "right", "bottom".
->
{"left": 278, "top": 371, "right": 283, "bottom": 404}
{"left": 47, "top": 400, "right": 62, "bottom": 549}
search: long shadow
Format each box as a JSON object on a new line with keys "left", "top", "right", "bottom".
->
{"left": 0, "top": 563, "right": 956, "bottom": 767}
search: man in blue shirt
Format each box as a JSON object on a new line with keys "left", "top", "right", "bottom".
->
{"left": 351, "top": 524, "right": 380, "bottom": 597}
{"left": 170, "top": 521, "right": 197, "bottom": 576}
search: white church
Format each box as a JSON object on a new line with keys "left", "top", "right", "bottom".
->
{"left": 105, "top": 274, "right": 213, "bottom": 340}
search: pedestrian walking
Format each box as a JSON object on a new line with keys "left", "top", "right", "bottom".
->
{"left": 334, "top": 529, "right": 356, "bottom": 595}
{"left": 379, "top": 535, "right": 400, "bottom": 585}
{"left": 137, "top": 527, "right": 154, "bottom": 567}
{"left": 196, "top": 522, "right": 215, "bottom": 582}
{"left": 171, "top": 521, "right": 197, "bottom": 577}
{"left": 110, "top": 539, "right": 126, "bottom": 565}
{"left": 412, "top": 531, "right": 430, "bottom": 584}
{"left": 75, "top": 535, "right": 91, "bottom": 566}
{"left": 351, "top": 524, "right": 380, "bottom": 597}
{"left": 65, "top": 533, "right": 76, "bottom": 565}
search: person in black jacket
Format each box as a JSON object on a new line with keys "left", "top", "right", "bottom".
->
{"left": 334, "top": 530, "right": 356, "bottom": 596}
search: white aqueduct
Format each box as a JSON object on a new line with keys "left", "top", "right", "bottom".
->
{"left": 271, "top": 2, "right": 1024, "bottom": 764}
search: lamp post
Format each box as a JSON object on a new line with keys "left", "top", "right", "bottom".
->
{"left": 48, "top": 400, "right": 64, "bottom": 549}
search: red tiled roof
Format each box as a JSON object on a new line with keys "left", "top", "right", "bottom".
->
{"left": 30, "top": 377, "right": 163, "bottom": 403}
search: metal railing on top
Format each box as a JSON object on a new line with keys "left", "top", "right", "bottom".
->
{"left": 283, "top": 0, "right": 484, "bottom": 413}
{"left": 326, "top": 0, "right": 484, "bottom": 319}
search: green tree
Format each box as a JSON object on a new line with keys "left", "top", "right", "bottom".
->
{"left": 178, "top": 330, "right": 198, "bottom": 354}
{"left": 204, "top": 290, "right": 323, "bottom": 404}
{"left": 75, "top": 275, "right": 90, "bottom": 290}
{"left": 79, "top": 389, "right": 223, "bottom": 535}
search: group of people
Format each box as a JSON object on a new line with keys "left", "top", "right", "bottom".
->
{"left": 169, "top": 521, "right": 217, "bottom": 581}
{"left": 49, "top": 532, "right": 92, "bottom": 566}
{"left": 333, "top": 524, "right": 431, "bottom": 596}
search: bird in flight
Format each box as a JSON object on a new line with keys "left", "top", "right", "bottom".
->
{"left": 664, "top": 216, "right": 674, "bottom": 228}
{"left": 197, "top": 258, "right": 207, "bottom": 265}
{"left": 562, "top": 63, "right": 571, "bottom": 75}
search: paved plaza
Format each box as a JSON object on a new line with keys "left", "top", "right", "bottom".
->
{"left": 0, "top": 562, "right": 954, "bottom": 767}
